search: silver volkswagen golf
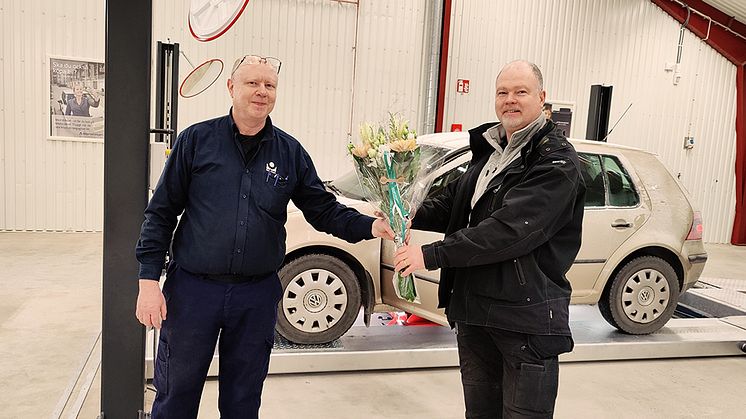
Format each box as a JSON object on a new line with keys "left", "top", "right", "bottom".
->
{"left": 278, "top": 132, "right": 708, "bottom": 344}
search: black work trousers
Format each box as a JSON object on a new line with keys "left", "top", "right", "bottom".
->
{"left": 150, "top": 265, "right": 282, "bottom": 419}
{"left": 455, "top": 322, "right": 573, "bottom": 419}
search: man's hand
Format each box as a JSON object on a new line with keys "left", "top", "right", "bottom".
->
{"left": 394, "top": 244, "right": 425, "bottom": 277}
{"left": 136, "top": 280, "right": 167, "bottom": 329}
{"left": 372, "top": 217, "right": 395, "bottom": 241}
{"left": 373, "top": 210, "right": 411, "bottom": 242}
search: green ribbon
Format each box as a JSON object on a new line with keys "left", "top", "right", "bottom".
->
{"left": 382, "top": 150, "right": 416, "bottom": 302}
{"left": 383, "top": 150, "right": 408, "bottom": 242}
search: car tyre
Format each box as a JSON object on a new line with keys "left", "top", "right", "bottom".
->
{"left": 598, "top": 256, "right": 680, "bottom": 335}
{"left": 276, "top": 254, "right": 361, "bottom": 344}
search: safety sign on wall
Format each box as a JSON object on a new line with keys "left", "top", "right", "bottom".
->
{"left": 456, "top": 79, "right": 470, "bottom": 94}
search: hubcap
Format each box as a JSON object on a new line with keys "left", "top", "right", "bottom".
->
{"left": 303, "top": 289, "right": 328, "bottom": 313}
{"left": 282, "top": 269, "right": 348, "bottom": 333}
{"left": 621, "top": 268, "right": 670, "bottom": 324}
{"left": 637, "top": 286, "right": 654, "bottom": 306}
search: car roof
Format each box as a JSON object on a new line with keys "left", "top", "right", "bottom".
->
{"left": 417, "top": 131, "right": 656, "bottom": 157}
{"left": 418, "top": 131, "right": 470, "bottom": 149}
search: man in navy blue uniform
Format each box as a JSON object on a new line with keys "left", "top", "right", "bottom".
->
{"left": 135, "top": 55, "right": 394, "bottom": 418}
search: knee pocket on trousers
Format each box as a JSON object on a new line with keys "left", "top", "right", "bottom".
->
{"left": 154, "top": 338, "right": 170, "bottom": 395}
{"left": 513, "top": 362, "right": 557, "bottom": 414}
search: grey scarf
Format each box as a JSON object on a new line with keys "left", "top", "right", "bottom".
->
{"left": 471, "top": 114, "right": 547, "bottom": 209}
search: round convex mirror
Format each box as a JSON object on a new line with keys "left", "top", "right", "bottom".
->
{"left": 180, "top": 59, "right": 224, "bottom": 98}
{"left": 189, "top": 0, "right": 250, "bottom": 42}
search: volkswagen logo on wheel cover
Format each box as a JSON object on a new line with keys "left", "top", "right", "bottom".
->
{"left": 304, "top": 289, "right": 327, "bottom": 313}
{"left": 638, "top": 286, "right": 653, "bottom": 306}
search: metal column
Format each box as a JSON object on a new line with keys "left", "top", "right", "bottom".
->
{"left": 101, "top": 0, "right": 152, "bottom": 417}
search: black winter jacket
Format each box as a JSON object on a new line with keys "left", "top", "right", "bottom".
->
{"left": 413, "top": 120, "right": 585, "bottom": 335}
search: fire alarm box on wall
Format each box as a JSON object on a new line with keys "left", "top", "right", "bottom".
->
{"left": 456, "top": 79, "right": 470, "bottom": 94}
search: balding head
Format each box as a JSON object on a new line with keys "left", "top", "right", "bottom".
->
{"left": 494, "top": 60, "right": 546, "bottom": 139}
{"left": 227, "top": 60, "right": 279, "bottom": 134}
{"left": 496, "top": 60, "right": 543, "bottom": 91}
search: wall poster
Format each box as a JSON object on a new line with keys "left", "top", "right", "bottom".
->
{"left": 49, "top": 56, "right": 105, "bottom": 141}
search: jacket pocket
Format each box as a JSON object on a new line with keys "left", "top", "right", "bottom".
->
{"left": 466, "top": 264, "right": 524, "bottom": 304}
{"left": 513, "top": 258, "right": 526, "bottom": 285}
{"left": 255, "top": 183, "right": 292, "bottom": 217}
{"left": 468, "top": 256, "right": 546, "bottom": 306}
{"left": 527, "top": 334, "right": 575, "bottom": 359}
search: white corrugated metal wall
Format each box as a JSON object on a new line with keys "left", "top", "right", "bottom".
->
{"left": 0, "top": 0, "right": 106, "bottom": 231}
{"left": 154, "top": 0, "right": 360, "bottom": 179}
{"left": 0, "top": 0, "right": 739, "bottom": 242}
{"left": 152, "top": 0, "right": 432, "bottom": 181}
{"left": 0, "top": 0, "right": 432, "bottom": 231}
{"left": 351, "top": 0, "right": 432, "bottom": 137}
{"left": 443, "top": 0, "right": 737, "bottom": 242}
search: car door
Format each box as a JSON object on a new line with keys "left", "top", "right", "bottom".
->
{"left": 380, "top": 155, "right": 470, "bottom": 323}
{"left": 568, "top": 152, "right": 651, "bottom": 300}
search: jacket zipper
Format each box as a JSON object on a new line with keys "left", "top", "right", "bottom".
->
{"left": 513, "top": 259, "right": 526, "bottom": 285}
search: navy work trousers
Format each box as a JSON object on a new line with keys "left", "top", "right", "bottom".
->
{"left": 151, "top": 264, "right": 282, "bottom": 419}
{"left": 455, "top": 322, "right": 573, "bottom": 419}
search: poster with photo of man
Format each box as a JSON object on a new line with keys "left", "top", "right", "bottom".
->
{"left": 49, "top": 57, "right": 105, "bottom": 141}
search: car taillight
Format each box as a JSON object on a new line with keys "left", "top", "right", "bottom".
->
{"left": 686, "top": 211, "right": 703, "bottom": 241}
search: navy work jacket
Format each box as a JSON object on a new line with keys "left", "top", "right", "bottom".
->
{"left": 136, "top": 111, "right": 374, "bottom": 280}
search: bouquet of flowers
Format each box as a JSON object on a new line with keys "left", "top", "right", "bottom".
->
{"left": 347, "top": 114, "right": 449, "bottom": 303}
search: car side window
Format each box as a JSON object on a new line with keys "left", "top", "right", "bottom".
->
{"left": 602, "top": 155, "right": 639, "bottom": 207}
{"left": 578, "top": 153, "right": 605, "bottom": 207}
{"left": 427, "top": 162, "right": 469, "bottom": 198}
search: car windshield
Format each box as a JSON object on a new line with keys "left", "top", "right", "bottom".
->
{"left": 328, "top": 144, "right": 453, "bottom": 201}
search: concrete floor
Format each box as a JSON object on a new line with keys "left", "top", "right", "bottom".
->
{"left": 1, "top": 232, "right": 745, "bottom": 418}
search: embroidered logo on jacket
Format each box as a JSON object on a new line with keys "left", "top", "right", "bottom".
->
{"left": 265, "top": 161, "right": 288, "bottom": 187}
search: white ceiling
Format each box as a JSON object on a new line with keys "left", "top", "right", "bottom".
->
{"left": 701, "top": 0, "right": 746, "bottom": 28}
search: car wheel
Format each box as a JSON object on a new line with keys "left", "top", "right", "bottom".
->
{"left": 276, "top": 254, "right": 361, "bottom": 344}
{"left": 598, "top": 256, "right": 680, "bottom": 335}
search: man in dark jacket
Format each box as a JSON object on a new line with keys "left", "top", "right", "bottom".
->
{"left": 394, "top": 60, "right": 585, "bottom": 418}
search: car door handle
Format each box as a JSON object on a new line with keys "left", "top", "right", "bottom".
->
{"left": 611, "top": 220, "right": 633, "bottom": 228}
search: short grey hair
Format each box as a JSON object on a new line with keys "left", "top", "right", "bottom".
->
{"left": 497, "top": 60, "right": 544, "bottom": 91}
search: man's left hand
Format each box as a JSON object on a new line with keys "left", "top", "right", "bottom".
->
{"left": 394, "top": 244, "right": 425, "bottom": 276}
{"left": 372, "top": 217, "right": 395, "bottom": 240}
